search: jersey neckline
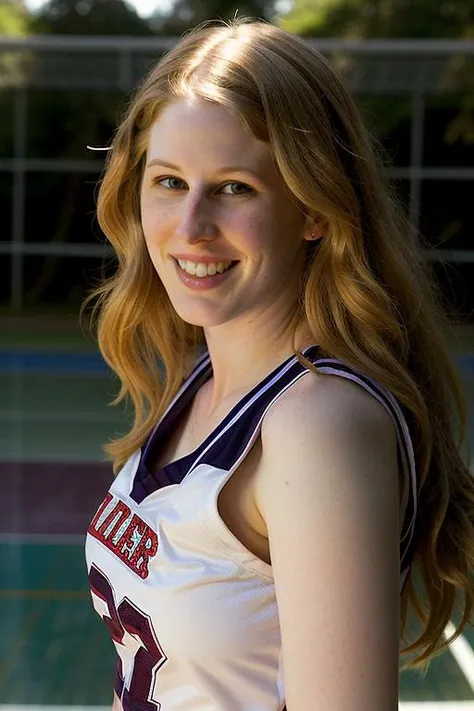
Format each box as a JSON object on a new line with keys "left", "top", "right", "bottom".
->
{"left": 136, "top": 344, "right": 321, "bottom": 491}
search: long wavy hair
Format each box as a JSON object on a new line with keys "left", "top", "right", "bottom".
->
{"left": 83, "top": 18, "right": 474, "bottom": 673}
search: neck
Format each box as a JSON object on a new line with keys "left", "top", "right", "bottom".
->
{"left": 200, "top": 309, "right": 313, "bottom": 416}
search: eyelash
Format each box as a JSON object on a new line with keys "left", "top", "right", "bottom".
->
{"left": 153, "top": 176, "right": 253, "bottom": 196}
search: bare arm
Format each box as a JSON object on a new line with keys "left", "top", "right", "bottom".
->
{"left": 257, "top": 373, "right": 401, "bottom": 711}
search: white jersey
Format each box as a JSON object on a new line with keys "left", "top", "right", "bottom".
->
{"left": 85, "top": 345, "right": 417, "bottom": 711}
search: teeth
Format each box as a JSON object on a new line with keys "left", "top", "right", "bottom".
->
{"left": 177, "top": 259, "right": 233, "bottom": 277}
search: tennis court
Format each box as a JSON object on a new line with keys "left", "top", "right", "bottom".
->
{"left": 2, "top": 319, "right": 474, "bottom": 709}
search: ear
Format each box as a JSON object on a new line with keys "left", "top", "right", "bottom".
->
{"left": 303, "top": 211, "right": 327, "bottom": 242}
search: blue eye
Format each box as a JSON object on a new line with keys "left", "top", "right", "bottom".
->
{"left": 154, "top": 177, "right": 253, "bottom": 195}
{"left": 221, "top": 182, "right": 253, "bottom": 196}
{"left": 157, "top": 177, "right": 186, "bottom": 190}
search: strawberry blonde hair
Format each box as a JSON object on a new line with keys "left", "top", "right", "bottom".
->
{"left": 83, "top": 18, "right": 474, "bottom": 673}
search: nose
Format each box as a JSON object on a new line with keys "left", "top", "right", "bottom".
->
{"left": 177, "top": 190, "right": 218, "bottom": 243}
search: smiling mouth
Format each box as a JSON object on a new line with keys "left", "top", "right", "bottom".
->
{"left": 174, "top": 258, "right": 239, "bottom": 278}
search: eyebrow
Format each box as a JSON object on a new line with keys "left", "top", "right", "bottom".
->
{"left": 146, "top": 158, "right": 264, "bottom": 180}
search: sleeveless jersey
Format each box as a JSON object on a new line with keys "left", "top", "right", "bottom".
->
{"left": 85, "top": 345, "right": 418, "bottom": 711}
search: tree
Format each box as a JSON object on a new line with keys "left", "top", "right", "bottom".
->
{"left": 32, "top": 0, "right": 153, "bottom": 35}
{"left": 279, "top": 0, "right": 474, "bottom": 39}
{"left": 278, "top": 0, "right": 474, "bottom": 148}
{"left": 0, "top": 0, "right": 29, "bottom": 35}
{"left": 150, "top": 0, "right": 273, "bottom": 35}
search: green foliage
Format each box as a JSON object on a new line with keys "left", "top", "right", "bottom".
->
{"left": 279, "top": 0, "right": 474, "bottom": 39}
{"left": 0, "top": 0, "right": 29, "bottom": 35}
{"left": 278, "top": 0, "right": 474, "bottom": 145}
{"left": 32, "top": 0, "right": 153, "bottom": 35}
{"left": 150, "top": 0, "right": 273, "bottom": 35}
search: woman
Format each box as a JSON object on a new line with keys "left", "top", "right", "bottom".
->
{"left": 84, "top": 18, "right": 474, "bottom": 711}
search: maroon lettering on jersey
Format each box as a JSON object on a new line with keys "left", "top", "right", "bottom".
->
{"left": 121, "top": 513, "right": 158, "bottom": 578}
{"left": 89, "top": 491, "right": 113, "bottom": 529}
{"left": 97, "top": 499, "right": 131, "bottom": 541}
{"left": 88, "top": 494, "right": 158, "bottom": 579}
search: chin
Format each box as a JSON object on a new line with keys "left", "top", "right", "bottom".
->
{"left": 172, "top": 304, "right": 235, "bottom": 329}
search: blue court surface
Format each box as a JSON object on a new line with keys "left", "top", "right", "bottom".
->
{"left": 2, "top": 327, "right": 474, "bottom": 709}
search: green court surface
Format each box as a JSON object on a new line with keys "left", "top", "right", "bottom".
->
{"left": 1, "top": 320, "right": 474, "bottom": 707}
{"left": 2, "top": 371, "right": 126, "bottom": 462}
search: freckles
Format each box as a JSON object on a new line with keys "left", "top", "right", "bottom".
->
{"left": 142, "top": 202, "right": 166, "bottom": 234}
{"left": 241, "top": 216, "right": 267, "bottom": 246}
{"left": 140, "top": 211, "right": 154, "bottom": 240}
{"left": 140, "top": 200, "right": 154, "bottom": 230}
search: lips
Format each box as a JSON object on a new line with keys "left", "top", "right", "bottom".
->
{"left": 176, "top": 258, "right": 235, "bottom": 277}
{"left": 172, "top": 253, "right": 238, "bottom": 264}
{"left": 172, "top": 257, "right": 239, "bottom": 290}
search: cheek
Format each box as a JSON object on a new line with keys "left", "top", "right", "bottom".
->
{"left": 242, "top": 213, "right": 290, "bottom": 262}
{"left": 140, "top": 193, "right": 153, "bottom": 237}
{"left": 140, "top": 198, "right": 168, "bottom": 247}
{"left": 232, "top": 212, "right": 272, "bottom": 252}
{"left": 140, "top": 209, "right": 166, "bottom": 276}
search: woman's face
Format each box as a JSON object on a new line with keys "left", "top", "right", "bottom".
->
{"left": 140, "top": 98, "right": 314, "bottom": 330}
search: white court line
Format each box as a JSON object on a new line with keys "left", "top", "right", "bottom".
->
{"left": 444, "top": 621, "right": 474, "bottom": 692}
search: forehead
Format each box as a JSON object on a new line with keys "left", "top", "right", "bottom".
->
{"left": 146, "top": 98, "right": 273, "bottom": 173}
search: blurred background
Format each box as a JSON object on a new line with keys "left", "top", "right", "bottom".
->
{"left": 1, "top": 0, "right": 474, "bottom": 707}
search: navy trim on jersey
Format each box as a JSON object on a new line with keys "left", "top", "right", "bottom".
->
{"left": 131, "top": 361, "right": 212, "bottom": 502}
{"left": 142, "top": 350, "right": 212, "bottom": 457}
{"left": 186, "top": 356, "right": 316, "bottom": 475}
{"left": 114, "top": 667, "right": 124, "bottom": 699}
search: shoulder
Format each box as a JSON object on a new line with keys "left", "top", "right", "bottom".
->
{"left": 261, "top": 365, "right": 397, "bottom": 460}
{"left": 256, "top": 365, "right": 399, "bottom": 529}
{"left": 255, "top": 373, "right": 399, "bottom": 530}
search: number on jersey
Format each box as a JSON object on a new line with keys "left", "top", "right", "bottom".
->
{"left": 89, "top": 565, "right": 167, "bottom": 711}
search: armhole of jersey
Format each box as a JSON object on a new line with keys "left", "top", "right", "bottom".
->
{"left": 311, "top": 359, "right": 418, "bottom": 562}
